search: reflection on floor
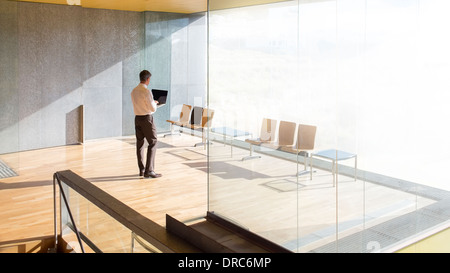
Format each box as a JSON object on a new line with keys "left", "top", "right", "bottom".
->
{"left": 1, "top": 133, "right": 449, "bottom": 252}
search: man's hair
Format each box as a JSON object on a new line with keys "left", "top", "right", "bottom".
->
{"left": 140, "top": 70, "right": 152, "bottom": 83}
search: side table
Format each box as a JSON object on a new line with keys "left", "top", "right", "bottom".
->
{"left": 211, "top": 127, "right": 251, "bottom": 157}
{"left": 310, "top": 149, "right": 357, "bottom": 187}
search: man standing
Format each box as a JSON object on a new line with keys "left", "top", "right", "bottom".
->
{"left": 131, "top": 70, "right": 162, "bottom": 178}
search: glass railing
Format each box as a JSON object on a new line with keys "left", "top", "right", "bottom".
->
{"left": 52, "top": 170, "right": 198, "bottom": 253}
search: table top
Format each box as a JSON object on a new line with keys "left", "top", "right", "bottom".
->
{"left": 312, "top": 149, "right": 356, "bottom": 161}
{"left": 211, "top": 127, "right": 251, "bottom": 137}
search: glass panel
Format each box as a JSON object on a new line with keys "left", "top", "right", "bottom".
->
{"left": 208, "top": 0, "right": 450, "bottom": 253}
{"left": 358, "top": 0, "right": 450, "bottom": 252}
{"left": 359, "top": 0, "right": 419, "bottom": 252}
{"left": 208, "top": 0, "right": 301, "bottom": 252}
{"left": 337, "top": 0, "right": 364, "bottom": 253}
{"left": 60, "top": 182, "right": 160, "bottom": 253}
{"left": 413, "top": 0, "right": 450, "bottom": 244}
{"left": 297, "top": 0, "right": 338, "bottom": 253}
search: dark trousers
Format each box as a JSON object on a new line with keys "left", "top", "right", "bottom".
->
{"left": 135, "top": 115, "right": 157, "bottom": 174}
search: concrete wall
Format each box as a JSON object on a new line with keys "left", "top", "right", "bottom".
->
{"left": 0, "top": 1, "right": 144, "bottom": 153}
{"left": 0, "top": 1, "right": 206, "bottom": 154}
{"left": 0, "top": 0, "right": 19, "bottom": 154}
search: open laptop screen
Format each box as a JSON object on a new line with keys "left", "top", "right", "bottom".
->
{"left": 151, "top": 89, "right": 168, "bottom": 106}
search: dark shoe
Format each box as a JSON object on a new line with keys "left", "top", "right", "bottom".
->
{"left": 144, "top": 171, "right": 162, "bottom": 178}
{"left": 139, "top": 170, "right": 144, "bottom": 176}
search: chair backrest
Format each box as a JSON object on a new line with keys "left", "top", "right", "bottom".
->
{"left": 278, "top": 121, "right": 296, "bottom": 146}
{"left": 259, "top": 118, "right": 277, "bottom": 142}
{"left": 296, "top": 124, "right": 316, "bottom": 150}
{"left": 190, "top": 106, "right": 203, "bottom": 125}
{"left": 179, "top": 104, "right": 192, "bottom": 123}
{"left": 201, "top": 108, "right": 214, "bottom": 128}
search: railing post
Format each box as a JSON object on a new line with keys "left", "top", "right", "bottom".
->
{"left": 53, "top": 172, "right": 85, "bottom": 253}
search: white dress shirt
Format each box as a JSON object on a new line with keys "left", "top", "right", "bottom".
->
{"left": 131, "top": 83, "right": 157, "bottom": 116}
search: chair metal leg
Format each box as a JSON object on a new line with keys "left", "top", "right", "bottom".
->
{"left": 164, "top": 124, "right": 181, "bottom": 137}
{"left": 297, "top": 152, "right": 311, "bottom": 176}
{"left": 242, "top": 144, "right": 261, "bottom": 161}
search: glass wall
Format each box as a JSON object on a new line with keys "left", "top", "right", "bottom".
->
{"left": 207, "top": 0, "right": 450, "bottom": 252}
{"left": 208, "top": 0, "right": 302, "bottom": 251}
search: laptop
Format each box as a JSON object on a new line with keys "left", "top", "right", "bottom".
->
{"left": 151, "top": 89, "right": 168, "bottom": 107}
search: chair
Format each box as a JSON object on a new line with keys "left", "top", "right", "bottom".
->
{"left": 200, "top": 108, "right": 214, "bottom": 128}
{"left": 280, "top": 124, "right": 317, "bottom": 176}
{"left": 177, "top": 106, "right": 203, "bottom": 137}
{"left": 261, "top": 120, "right": 297, "bottom": 151}
{"left": 189, "top": 106, "right": 204, "bottom": 128}
{"left": 165, "top": 104, "right": 192, "bottom": 137}
{"left": 242, "top": 118, "right": 277, "bottom": 161}
{"left": 192, "top": 108, "right": 214, "bottom": 147}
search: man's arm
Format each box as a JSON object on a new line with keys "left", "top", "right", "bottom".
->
{"left": 148, "top": 90, "right": 158, "bottom": 113}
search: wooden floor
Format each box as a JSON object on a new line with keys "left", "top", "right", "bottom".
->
{"left": 0, "top": 133, "right": 435, "bottom": 252}
{"left": 0, "top": 134, "right": 208, "bottom": 247}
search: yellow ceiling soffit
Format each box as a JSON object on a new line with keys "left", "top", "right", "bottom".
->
{"left": 84, "top": 0, "right": 207, "bottom": 13}
{"left": 13, "top": 0, "right": 295, "bottom": 13}
{"left": 13, "top": 0, "right": 208, "bottom": 13}
{"left": 208, "top": 0, "right": 293, "bottom": 11}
